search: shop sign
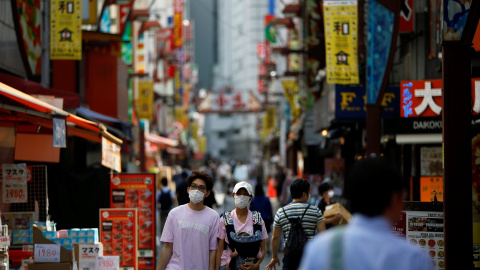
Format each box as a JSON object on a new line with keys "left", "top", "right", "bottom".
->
{"left": 335, "top": 85, "right": 399, "bottom": 118}
{"left": 420, "top": 176, "right": 443, "bottom": 202}
{"left": 323, "top": 0, "right": 359, "bottom": 85}
{"left": 401, "top": 79, "right": 480, "bottom": 118}
{"left": 50, "top": 0, "right": 82, "bottom": 60}
{"left": 119, "top": 0, "right": 134, "bottom": 34}
{"left": 99, "top": 209, "right": 137, "bottom": 268}
{"left": 173, "top": 0, "right": 183, "bottom": 48}
{"left": 420, "top": 147, "right": 443, "bottom": 176}
{"left": 399, "top": 0, "right": 414, "bottom": 32}
{"left": 101, "top": 137, "right": 121, "bottom": 173}
{"left": 109, "top": 174, "right": 156, "bottom": 252}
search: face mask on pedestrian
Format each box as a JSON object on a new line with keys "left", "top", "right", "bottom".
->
{"left": 189, "top": 190, "right": 204, "bottom": 204}
{"left": 234, "top": 195, "right": 250, "bottom": 209}
{"left": 328, "top": 190, "right": 335, "bottom": 198}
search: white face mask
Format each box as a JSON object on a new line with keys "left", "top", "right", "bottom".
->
{"left": 234, "top": 195, "right": 250, "bottom": 209}
{"left": 189, "top": 190, "right": 205, "bottom": 204}
{"left": 328, "top": 190, "right": 335, "bottom": 198}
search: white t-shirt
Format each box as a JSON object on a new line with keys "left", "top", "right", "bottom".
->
{"left": 161, "top": 204, "right": 220, "bottom": 270}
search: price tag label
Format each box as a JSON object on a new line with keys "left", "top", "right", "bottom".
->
{"left": 96, "top": 256, "right": 119, "bottom": 270}
{"left": 2, "top": 164, "right": 27, "bottom": 183}
{"left": 0, "top": 236, "right": 10, "bottom": 247}
{"left": 3, "top": 184, "right": 28, "bottom": 203}
{"left": 34, "top": 244, "right": 61, "bottom": 263}
{"left": 79, "top": 244, "right": 101, "bottom": 260}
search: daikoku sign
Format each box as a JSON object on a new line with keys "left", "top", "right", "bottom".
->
{"left": 401, "top": 79, "right": 480, "bottom": 118}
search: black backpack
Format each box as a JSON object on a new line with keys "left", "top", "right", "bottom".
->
{"left": 282, "top": 205, "right": 310, "bottom": 269}
{"left": 158, "top": 189, "right": 172, "bottom": 212}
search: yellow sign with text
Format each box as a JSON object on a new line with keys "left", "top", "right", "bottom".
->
{"left": 137, "top": 81, "right": 154, "bottom": 120}
{"left": 50, "top": 0, "right": 82, "bottom": 60}
{"left": 323, "top": 0, "right": 359, "bottom": 84}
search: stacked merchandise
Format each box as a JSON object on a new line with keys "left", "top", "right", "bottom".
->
{"left": 1, "top": 212, "right": 38, "bottom": 245}
{"left": 42, "top": 228, "right": 99, "bottom": 250}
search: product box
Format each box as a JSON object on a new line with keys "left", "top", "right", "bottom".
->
{"left": 2, "top": 212, "right": 38, "bottom": 230}
{"left": 323, "top": 203, "right": 352, "bottom": 225}
{"left": 32, "top": 226, "right": 74, "bottom": 262}
{"left": 28, "top": 262, "right": 73, "bottom": 270}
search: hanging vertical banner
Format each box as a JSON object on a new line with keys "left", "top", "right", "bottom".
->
{"left": 366, "top": 0, "right": 394, "bottom": 103}
{"left": 16, "top": 0, "right": 42, "bottom": 76}
{"left": 119, "top": 0, "right": 134, "bottom": 35}
{"left": 173, "top": 0, "right": 184, "bottom": 106}
{"left": 323, "top": 0, "right": 359, "bottom": 85}
{"left": 137, "top": 81, "right": 154, "bottom": 120}
{"left": 399, "top": 0, "right": 414, "bottom": 32}
{"left": 50, "top": 0, "right": 82, "bottom": 60}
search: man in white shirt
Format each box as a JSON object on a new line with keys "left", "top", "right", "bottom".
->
{"left": 299, "top": 157, "right": 434, "bottom": 270}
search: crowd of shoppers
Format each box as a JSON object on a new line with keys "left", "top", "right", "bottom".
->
{"left": 155, "top": 157, "right": 432, "bottom": 269}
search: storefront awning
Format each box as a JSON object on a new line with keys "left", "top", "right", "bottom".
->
{"left": 145, "top": 132, "right": 178, "bottom": 148}
{"left": 0, "top": 82, "right": 122, "bottom": 145}
{"left": 0, "top": 72, "right": 80, "bottom": 109}
{"left": 76, "top": 107, "right": 132, "bottom": 141}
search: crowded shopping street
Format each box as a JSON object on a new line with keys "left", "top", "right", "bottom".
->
{"left": 0, "top": 0, "right": 479, "bottom": 269}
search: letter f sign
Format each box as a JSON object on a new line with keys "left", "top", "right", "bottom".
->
{"left": 340, "top": 92, "right": 356, "bottom": 110}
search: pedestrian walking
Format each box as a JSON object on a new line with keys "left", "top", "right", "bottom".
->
{"left": 317, "top": 182, "right": 343, "bottom": 229}
{"left": 250, "top": 183, "right": 274, "bottom": 254}
{"left": 175, "top": 171, "right": 189, "bottom": 205}
{"left": 156, "top": 177, "right": 175, "bottom": 233}
{"left": 157, "top": 171, "right": 220, "bottom": 270}
{"left": 216, "top": 181, "right": 268, "bottom": 270}
{"left": 266, "top": 179, "right": 326, "bottom": 270}
{"left": 299, "top": 157, "right": 434, "bottom": 270}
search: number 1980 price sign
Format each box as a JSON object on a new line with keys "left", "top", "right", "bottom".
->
{"left": 34, "top": 244, "right": 60, "bottom": 263}
{"left": 96, "top": 256, "right": 119, "bottom": 270}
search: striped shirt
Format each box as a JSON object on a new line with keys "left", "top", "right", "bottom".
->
{"left": 273, "top": 202, "right": 324, "bottom": 244}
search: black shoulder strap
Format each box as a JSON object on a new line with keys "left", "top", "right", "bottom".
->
{"left": 282, "top": 204, "right": 310, "bottom": 223}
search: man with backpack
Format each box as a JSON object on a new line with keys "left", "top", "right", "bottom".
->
{"left": 156, "top": 177, "right": 175, "bottom": 234}
{"left": 266, "top": 179, "right": 326, "bottom": 270}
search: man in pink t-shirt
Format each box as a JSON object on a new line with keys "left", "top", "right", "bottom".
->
{"left": 157, "top": 171, "right": 220, "bottom": 270}
{"left": 216, "top": 181, "right": 268, "bottom": 270}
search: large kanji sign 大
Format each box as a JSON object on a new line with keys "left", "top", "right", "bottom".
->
{"left": 400, "top": 79, "right": 480, "bottom": 118}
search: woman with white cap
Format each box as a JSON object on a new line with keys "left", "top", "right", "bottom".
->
{"left": 216, "top": 181, "right": 268, "bottom": 270}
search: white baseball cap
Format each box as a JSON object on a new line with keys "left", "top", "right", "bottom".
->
{"left": 233, "top": 181, "right": 253, "bottom": 195}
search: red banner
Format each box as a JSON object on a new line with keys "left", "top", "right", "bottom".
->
{"left": 100, "top": 208, "right": 137, "bottom": 268}
{"left": 119, "top": 0, "right": 134, "bottom": 34}
{"left": 110, "top": 174, "right": 156, "bottom": 252}
{"left": 399, "top": 0, "right": 414, "bottom": 32}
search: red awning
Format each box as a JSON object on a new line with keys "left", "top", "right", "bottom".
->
{"left": 0, "top": 72, "right": 80, "bottom": 109}
{"left": 0, "top": 82, "right": 122, "bottom": 145}
{"left": 144, "top": 133, "right": 178, "bottom": 148}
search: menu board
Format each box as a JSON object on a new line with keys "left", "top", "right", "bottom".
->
{"left": 99, "top": 208, "right": 137, "bottom": 269}
{"left": 392, "top": 203, "right": 444, "bottom": 270}
{"left": 110, "top": 174, "right": 155, "bottom": 251}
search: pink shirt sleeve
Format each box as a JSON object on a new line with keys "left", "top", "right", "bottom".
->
{"left": 160, "top": 211, "right": 174, "bottom": 243}
{"left": 218, "top": 217, "right": 226, "bottom": 239}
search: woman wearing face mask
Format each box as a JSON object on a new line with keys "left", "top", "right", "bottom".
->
{"left": 157, "top": 171, "right": 220, "bottom": 270}
{"left": 317, "top": 182, "right": 343, "bottom": 229}
{"left": 216, "top": 181, "right": 268, "bottom": 270}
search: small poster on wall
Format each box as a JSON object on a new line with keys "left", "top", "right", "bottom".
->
{"left": 420, "top": 147, "right": 443, "bottom": 176}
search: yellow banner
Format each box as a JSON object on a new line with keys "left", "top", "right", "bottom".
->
{"left": 323, "top": 0, "right": 359, "bottom": 85}
{"left": 50, "top": 0, "right": 82, "bottom": 60}
{"left": 174, "top": 107, "right": 188, "bottom": 128}
{"left": 281, "top": 79, "right": 301, "bottom": 120}
{"left": 137, "top": 81, "right": 154, "bottom": 120}
{"left": 266, "top": 107, "right": 276, "bottom": 129}
{"left": 190, "top": 122, "right": 198, "bottom": 140}
{"left": 198, "top": 136, "right": 207, "bottom": 153}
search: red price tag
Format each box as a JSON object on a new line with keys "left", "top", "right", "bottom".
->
{"left": 96, "top": 256, "right": 119, "bottom": 270}
{"left": 34, "top": 244, "right": 60, "bottom": 263}
{"left": 0, "top": 236, "right": 10, "bottom": 247}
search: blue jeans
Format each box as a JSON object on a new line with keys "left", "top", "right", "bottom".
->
{"left": 219, "top": 265, "right": 226, "bottom": 270}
